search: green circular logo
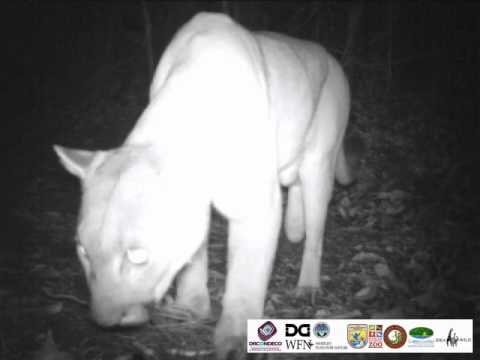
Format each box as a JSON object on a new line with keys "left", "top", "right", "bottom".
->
{"left": 409, "top": 327, "right": 433, "bottom": 339}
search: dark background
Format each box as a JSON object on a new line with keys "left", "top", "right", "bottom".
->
{"left": 3, "top": 1, "right": 479, "bottom": 359}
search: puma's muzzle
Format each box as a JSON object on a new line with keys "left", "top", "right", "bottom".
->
{"left": 90, "top": 293, "right": 151, "bottom": 328}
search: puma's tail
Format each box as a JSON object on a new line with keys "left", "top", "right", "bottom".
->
{"left": 335, "top": 134, "right": 365, "bottom": 185}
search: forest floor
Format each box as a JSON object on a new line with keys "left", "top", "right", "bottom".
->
{"left": 4, "top": 34, "right": 479, "bottom": 360}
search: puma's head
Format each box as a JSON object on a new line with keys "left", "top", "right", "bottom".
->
{"left": 53, "top": 145, "right": 209, "bottom": 327}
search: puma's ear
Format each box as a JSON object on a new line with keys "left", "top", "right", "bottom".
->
{"left": 53, "top": 145, "right": 99, "bottom": 179}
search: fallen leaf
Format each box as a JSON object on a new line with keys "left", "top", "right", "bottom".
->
{"left": 377, "top": 190, "right": 408, "bottom": 201}
{"left": 264, "top": 299, "right": 276, "bottom": 314}
{"left": 269, "top": 293, "right": 283, "bottom": 303}
{"left": 385, "top": 203, "right": 405, "bottom": 215}
{"left": 339, "top": 196, "right": 352, "bottom": 207}
{"left": 114, "top": 355, "right": 136, "bottom": 360}
{"left": 354, "top": 285, "right": 377, "bottom": 302}
{"left": 314, "top": 308, "right": 330, "bottom": 318}
{"left": 348, "top": 206, "right": 360, "bottom": 217}
{"left": 374, "top": 263, "right": 392, "bottom": 278}
{"left": 390, "top": 279, "right": 411, "bottom": 294}
{"left": 34, "top": 330, "right": 73, "bottom": 360}
{"left": 352, "top": 251, "right": 385, "bottom": 263}
{"left": 365, "top": 216, "right": 377, "bottom": 227}
{"left": 338, "top": 206, "right": 348, "bottom": 219}
{"left": 353, "top": 244, "right": 363, "bottom": 251}
{"left": 321, "top": 275, "right": 332, "bottom": 282}
{"left": 45, "top": 302, "right": 63, "bottom": 315}
{"left": 371, "top": 306, "right": 404, "bottom": 318}
{"left": 332, "top": 309, "right": 364, "bottom": 318}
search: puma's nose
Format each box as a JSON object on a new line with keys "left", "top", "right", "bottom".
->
{"left": 91, "top": 302, "right": 149, "bottom": 327}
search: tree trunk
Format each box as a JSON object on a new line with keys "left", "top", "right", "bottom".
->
{"left": 343, "top": 1, "right": 364, "bottom": 68}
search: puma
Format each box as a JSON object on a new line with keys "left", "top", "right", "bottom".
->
{"left": 54, "top": 12, "right": 358, "bottom": 358}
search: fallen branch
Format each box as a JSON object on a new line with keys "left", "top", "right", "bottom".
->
{"left": 42, "top": 287, "right": 88, "bottom": 306}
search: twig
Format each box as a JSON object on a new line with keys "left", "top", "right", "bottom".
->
{"left": 141, "top": 0, "right": 154, "bottom": 80}
{"left": 166, "top": 347, "right": 215, "bottom": 357}
{"left": 42, "top": 287, "right": 88, "bottom": 306}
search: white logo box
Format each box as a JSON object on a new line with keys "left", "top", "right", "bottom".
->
{"left": 247, "top": 319, "right": 473, "bottom": 353}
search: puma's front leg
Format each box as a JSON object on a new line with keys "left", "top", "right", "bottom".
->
{"left": 215, "top": 187, "right": 282, "bottom": 359}
{"left": 175, "top": 241, "right": 211, "bottom": 319}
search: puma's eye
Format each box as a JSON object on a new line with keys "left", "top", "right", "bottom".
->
{"left": 126, "top": 247, "right": 149, "bottom": 265}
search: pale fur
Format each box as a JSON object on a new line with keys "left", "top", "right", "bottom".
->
{"left": 54, "top": 12, "right": 353, "bottom": 358}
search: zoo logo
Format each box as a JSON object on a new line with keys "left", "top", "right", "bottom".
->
{"left": 368, "top": 324, "right": 383, "bottom": 348}
{"left": 384, "top": 325, "right": 407, "bottom": 349}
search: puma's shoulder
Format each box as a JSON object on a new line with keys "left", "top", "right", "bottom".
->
{"left": 148, "top": 12, "right": 252, "bottom": 100}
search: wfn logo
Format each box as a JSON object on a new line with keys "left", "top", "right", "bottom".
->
{"left": 285, "top": 339, "right": 314, "bottom": 350}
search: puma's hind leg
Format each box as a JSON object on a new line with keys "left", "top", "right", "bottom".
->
{"left": 297, "top": 154, "right": 336, "bottom": 291}
{"left": 285, "top": 181, "right": 305, "bottom": 243}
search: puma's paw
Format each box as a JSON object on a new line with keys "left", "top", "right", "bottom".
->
{"left": 215, "top": 335, "right": 245, "bottom": 360}
{"left": 293, "top": 286, "right": 323, "bottom": 304}
{"left": 214, "top": 317, "right": 246, "bottom": 360}
{"left": 175, "top": 293, "right": 211, "bottom": 319}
